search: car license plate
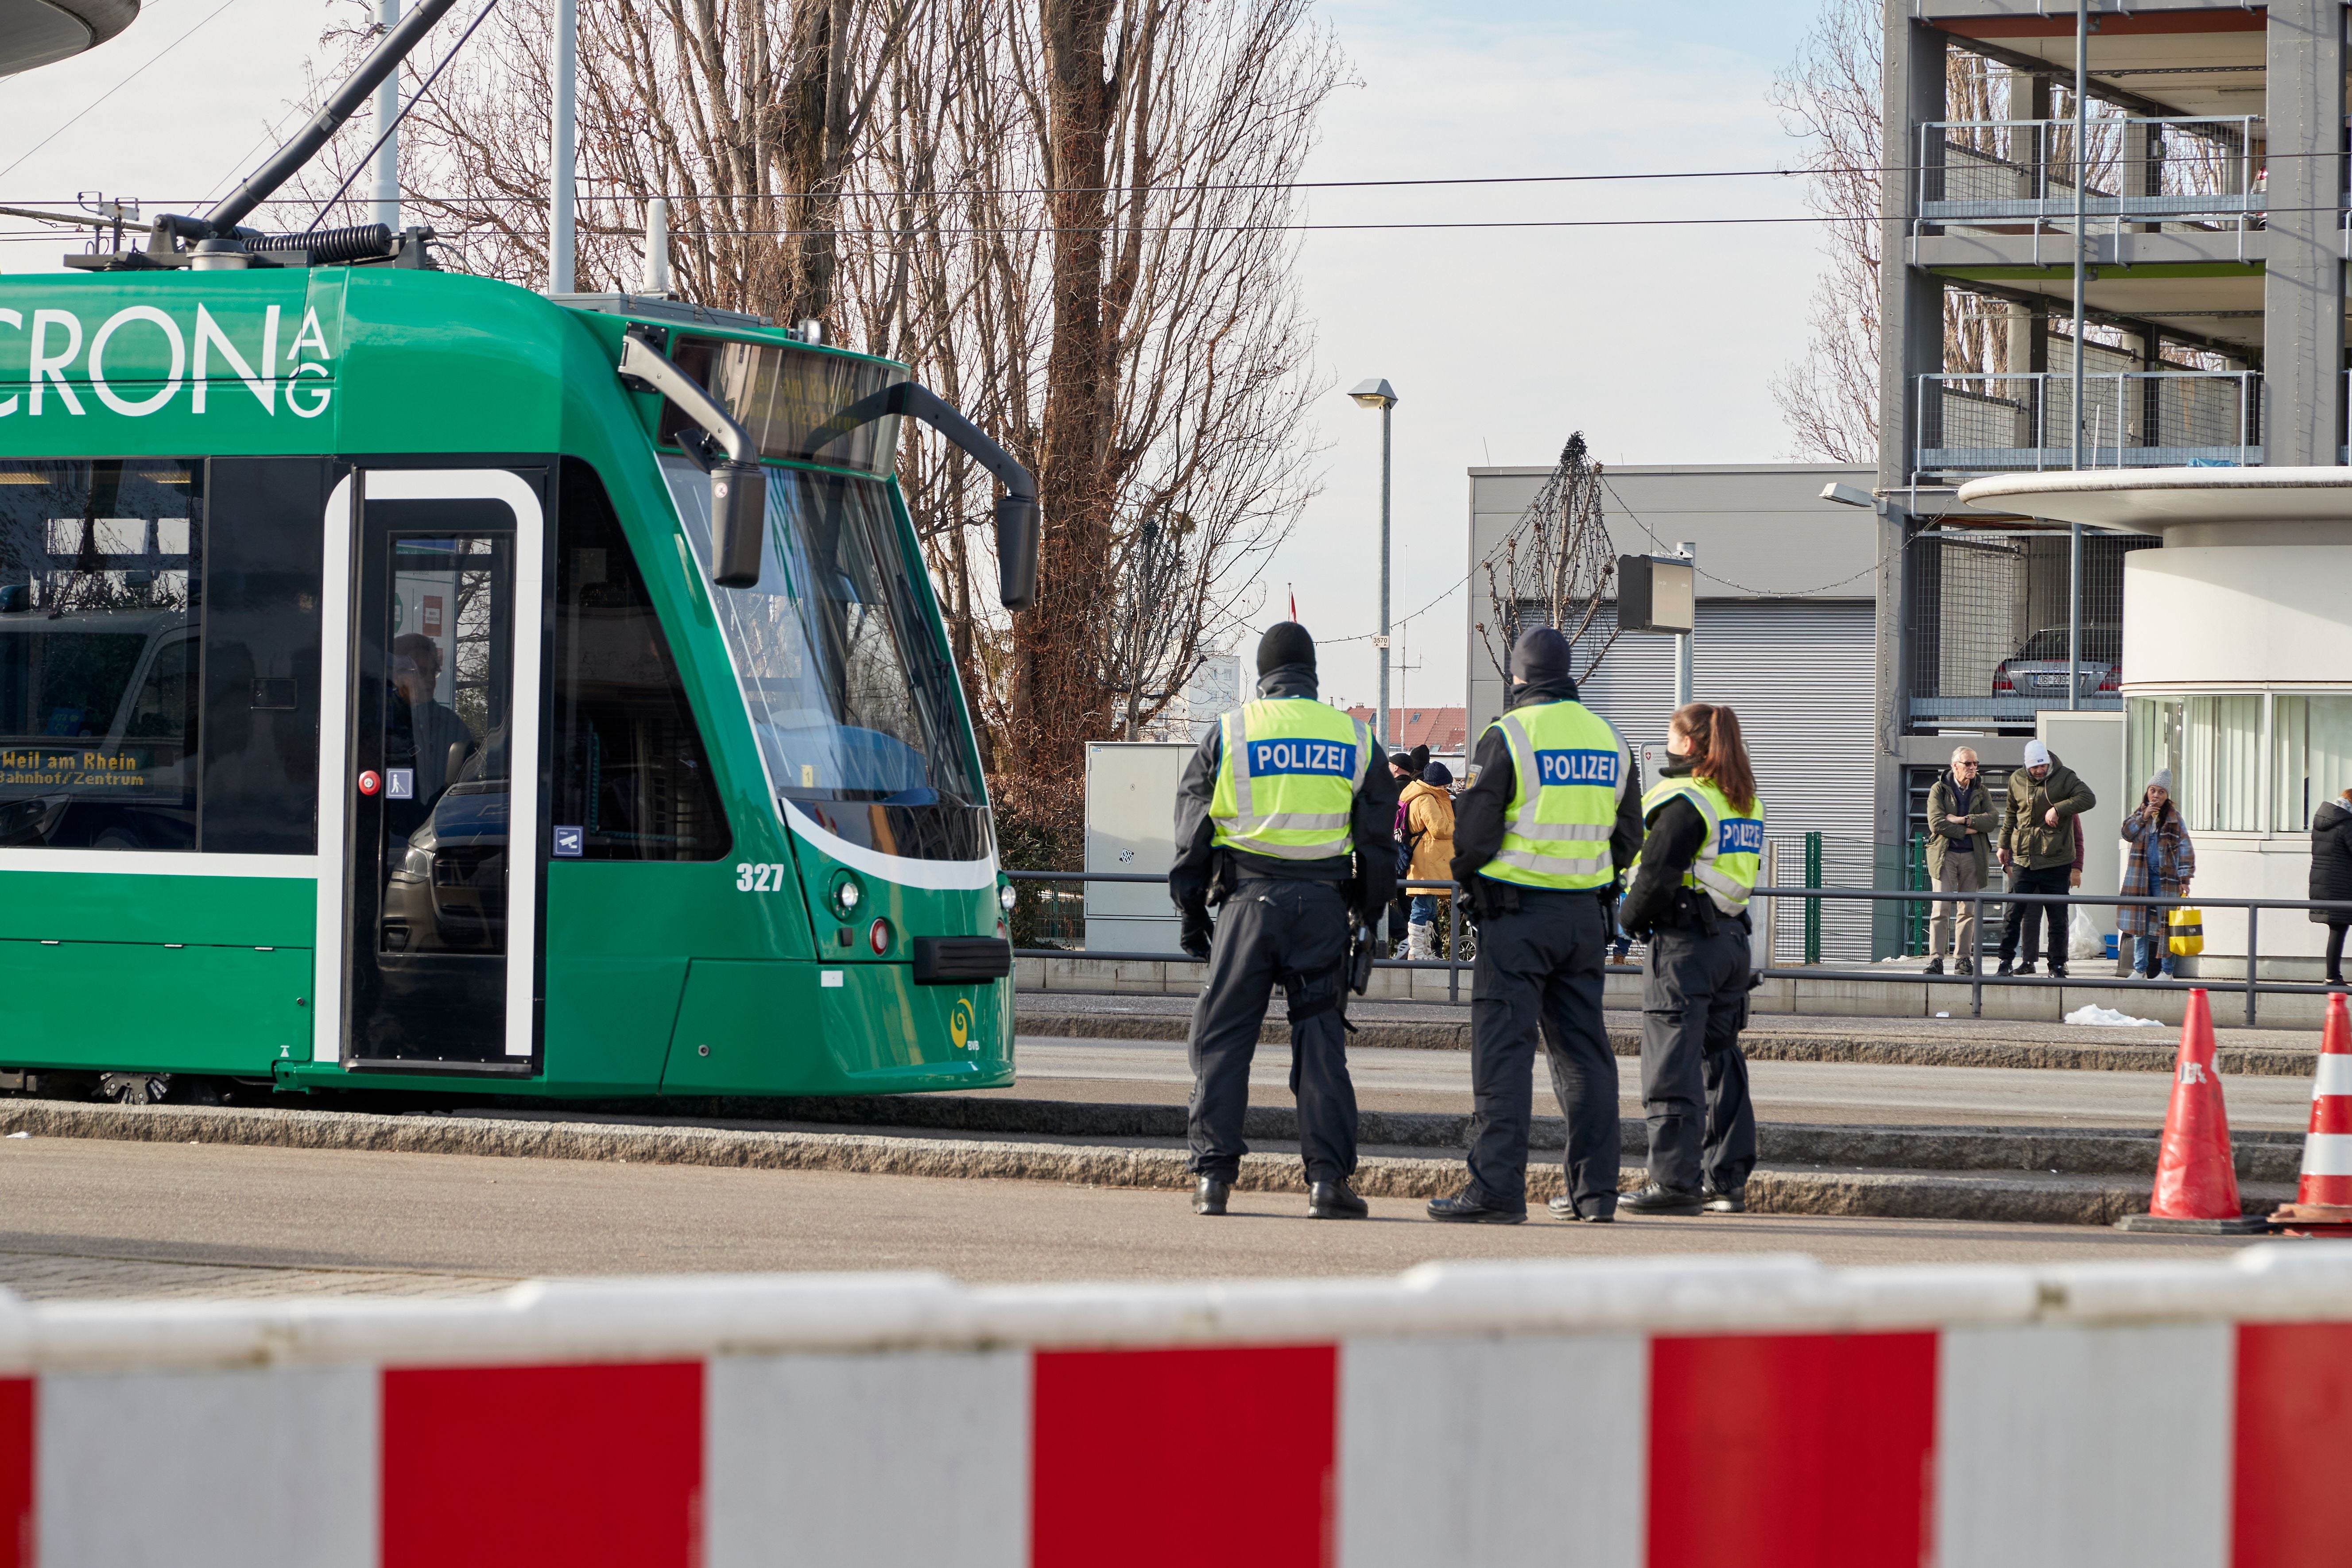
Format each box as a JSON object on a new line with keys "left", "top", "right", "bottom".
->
{"left": 2034, "top": 674, "right": 2068, "bottom": 688}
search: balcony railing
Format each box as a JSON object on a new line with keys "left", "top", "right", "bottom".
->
{"left": 1917, "top": 116, "right": 2263, "bottom": 247}
{"left": 1914, "top": 370, "right": 2261, "bottom": 480}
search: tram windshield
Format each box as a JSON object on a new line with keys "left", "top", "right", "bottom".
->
{"left": 662, "top": 456, "right": 990, "bottom": 863}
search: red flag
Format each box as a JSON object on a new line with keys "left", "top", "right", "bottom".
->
{"left": 1287, "top": 584, "right": 1297, "bottom": 621}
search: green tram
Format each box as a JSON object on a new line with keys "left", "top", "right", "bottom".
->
{"left": 0, "top": 248, "right": 1034, "bottom": 1104}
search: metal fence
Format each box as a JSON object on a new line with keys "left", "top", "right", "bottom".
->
{"left": 1917, "top": 116, "right": 2262, "bottom": 245}
{"left": 1915, "top": 370, "right": 2260, "bottom": 479}
{"left": 1006, "top": 869, "right": 2352, "bottom": 1026}
{"left": 1903, "top": 526, "right": 2157, "bottom": 725}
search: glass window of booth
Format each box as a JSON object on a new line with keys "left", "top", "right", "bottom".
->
{"left": 2274, "top": 695, "right": 2352, "bottom": 833}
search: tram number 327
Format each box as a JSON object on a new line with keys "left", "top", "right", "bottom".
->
{"left": 736, "top": 863, "right": 790, "bottom": 893}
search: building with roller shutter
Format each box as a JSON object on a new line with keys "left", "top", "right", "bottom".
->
{"left": 1467, "top": 463, "right": 1883, "bottom": 960}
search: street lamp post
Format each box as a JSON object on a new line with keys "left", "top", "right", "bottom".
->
{"left": 1348, "top": 378, "right": 1398, "bottom": 750}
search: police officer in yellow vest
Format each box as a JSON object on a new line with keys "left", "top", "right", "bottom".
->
{"left": 1428, "top": 629, "right": 1643, "bottom": 1223}
{"left": 1616, "top": 701, "right": 1766, "bottom": 1214}
{"left": 1170, "top": 622, "right": 1399, "bottom": 1219}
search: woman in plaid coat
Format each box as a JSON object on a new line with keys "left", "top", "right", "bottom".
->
{"left": 2119, "top": 769, "right": 2195, "bottom": 979}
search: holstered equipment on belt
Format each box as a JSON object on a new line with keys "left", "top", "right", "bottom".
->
{"left": 1206, "top": 848, "right": 1239, "bottom": 908}
{"left": 1348, "top": 918, "right": 1375, "bottom": 997}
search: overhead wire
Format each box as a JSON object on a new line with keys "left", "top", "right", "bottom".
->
{"left": 0, "top": 0, "right": 251, "bottom": 182}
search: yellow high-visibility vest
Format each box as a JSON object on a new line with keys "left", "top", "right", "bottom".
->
{"left": 1209, "top": 698, "right": 1372, "bottom": 861}
{"left": 1639, "top": 774, "right": 1766, "bottom": 914}
{"left": 1480, "top": 699, "right": 1627, "bottom": 890}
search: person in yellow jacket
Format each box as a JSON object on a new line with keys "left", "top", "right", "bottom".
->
{"left": 1616, "top": 701, "right": 1765, "bottom": 1215}
{"left": 1397, "top": 760, "right": 1456, "bottom": 960}
{"left": 1168, "top": 622, "right": 1400, "bottom": 1219}
{"left": 1427, "top": 629, "right": 1643, "bottom": 1224}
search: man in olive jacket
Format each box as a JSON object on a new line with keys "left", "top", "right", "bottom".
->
{"left": 1995, "top": 739, "right": 2096, "bottom": 979}
{"left": 1925, "top": 746, "right": 1996, "bottom": 976}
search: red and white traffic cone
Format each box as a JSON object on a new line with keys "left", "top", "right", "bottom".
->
{"left": 2118, "top": 988, "right": 2265, "bottom": 1232}
{"left": 2272, "top": 991, "right": 2352, "bottom": 1236}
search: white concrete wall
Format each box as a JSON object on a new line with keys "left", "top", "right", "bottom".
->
{"left": 2123, "top": 545, "right": 2352, "bottom": 685}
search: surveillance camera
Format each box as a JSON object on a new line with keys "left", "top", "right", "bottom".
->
{"left": 1821, "top": 483, "right": 1879, "bottom": 510}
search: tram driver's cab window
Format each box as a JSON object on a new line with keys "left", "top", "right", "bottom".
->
{"left": 0, "top": 461, "right": 200, "bottom": 850}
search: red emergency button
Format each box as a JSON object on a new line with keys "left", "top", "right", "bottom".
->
{"left": 358, "top": 770, "right": 381, "bottom": 796}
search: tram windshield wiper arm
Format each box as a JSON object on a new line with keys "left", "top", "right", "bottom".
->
{"left": 617, "top": 331, "right": 769, "bottom": 588}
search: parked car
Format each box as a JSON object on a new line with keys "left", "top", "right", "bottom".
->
{"left": 1993, "top": 625, "right": 2121, "bottom": 701}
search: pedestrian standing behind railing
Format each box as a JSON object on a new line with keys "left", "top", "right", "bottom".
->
{"left": 1996, "top": 740, "right": 2096, "bottom": 980}
{"left": 2310, "top": 785, "right": 2352, "bottom": 987}
{"left": 1923, "top": 747, "right": 1996, "bottom": 977}
{"left": 2119, "top": 770, "right": 2194, "bottom": 980}
{"left": 1400, "top": 761, "right": 1455, "bottom": 961}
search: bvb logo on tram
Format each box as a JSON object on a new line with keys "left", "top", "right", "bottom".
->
{"left": 950, "top": 997, "right": 976, "bottom": 1051}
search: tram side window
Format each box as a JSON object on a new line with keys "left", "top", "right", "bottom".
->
{"left": 0, "top": 461, "right": 201, "bottom": 851}
{"left": 550, "top": 458, "right": 729, "bottom": 861}
{"left": 199, "top": 458, "right": 327, "bottom": 854}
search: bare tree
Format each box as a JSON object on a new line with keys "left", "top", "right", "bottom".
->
{"left": 271, "top": 0, "right": 1336, "bottom": 810}
{"left": 1767, "top": 3, "right": 2012, "bottom": 462}
{"left": 1475, "top": 434, "right": 1618, "bottom": 685}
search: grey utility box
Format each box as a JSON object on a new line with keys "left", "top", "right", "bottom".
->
{"left": 1084, "top": 741, "right": 1193, "bottom": 956}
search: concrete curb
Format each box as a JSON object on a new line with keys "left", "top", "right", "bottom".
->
{"left": 1015, "top": 1009, "right": 2321, "bottom": 1076}
{"left": 0, "top": 1098, "right": 2286, "bottom": 1227}
{"left": 709, "top": 1094, "right": 2309, "bottom": 1185}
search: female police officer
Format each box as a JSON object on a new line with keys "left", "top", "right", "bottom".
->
{"left": 1616, "top": 701, "right": 1764, "bottom": 1215}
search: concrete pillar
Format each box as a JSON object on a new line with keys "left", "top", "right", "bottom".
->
{"left": 2006, "top": 68, "right": 2051, "bottom": 211}
{"left": 2263, "top": 0, "right": 2344, "bottom": 465}
{"left": 1875, "top": 6, "right": 1948, "bottom": 938}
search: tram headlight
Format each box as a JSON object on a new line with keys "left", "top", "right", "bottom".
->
{"left": 998, "top": 883, "right": 1017, "bottom": 914}
{"left": 830, "top": 873, "right": 863, "bottom": 918}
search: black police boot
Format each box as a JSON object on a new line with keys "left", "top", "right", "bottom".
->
{"left": 1426, "top": 1188, "right": 1527, "bottom": 1224}
{"left": 1922, "top": 957, "right": 1945, "bottom": 976}
{"left": 1620, "top": 1182, "right": 1706, "bottom": 1216}
{"left": 1701, "top": 1187, "right": 1747, "bottom": 1214}
{"left": 1546, "top": 1195, "right": 1615, "bottom": 1223}
{"left": 1308, "top": 1180, "right": 1368, "bottom": 1220}
{"left": 2015, "top": 959, "right": 2037, "bottom": 977}
{"left": 1193, "top": 1176, "right": 1231, "bottom": 1216}
{"left": 2048, "top": 963, "right": 2069, "bottom": 981}
{"left": 1995, "top": 958, "right": 2014, "bottom": 976}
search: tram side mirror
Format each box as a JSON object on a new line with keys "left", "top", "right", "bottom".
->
{"left": 710, "top": 461, "right": 767, "bottom": 588}
{"left": 996, "top": 494, "right": 1039, "bottom": 611}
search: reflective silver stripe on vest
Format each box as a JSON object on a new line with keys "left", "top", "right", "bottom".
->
{"left": 1213, "top": 706, "right": 1356, "bottom": 853}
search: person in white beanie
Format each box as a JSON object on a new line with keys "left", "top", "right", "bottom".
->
{"left": 1996, "top": 740, "right": 2096, "bottom": 979}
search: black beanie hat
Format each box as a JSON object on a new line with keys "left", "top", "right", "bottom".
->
{"left": 1511, "top": 627, "right": 1573, "bottom": 685}
{"left": 1387, "top": 751, "right": 1414, "bottom": 773}
{"left": 1257, "top": 621, "right": 1316, "bottom": 675}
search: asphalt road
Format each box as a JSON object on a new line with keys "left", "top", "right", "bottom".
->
{"left": 987, "top": 1036, "right": 2318, "bottom": 1129}
{"left": 0, "top": 1136, "right": 2263, "bottom": 1301}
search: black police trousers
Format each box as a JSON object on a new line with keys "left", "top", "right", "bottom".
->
{"left": 1186, "top": 879, "right": 1358, "bottom": 1184}
{"left": 1463, "top": 887, "right": 1618, "bottom": 1216}
{"left": 1639, "top": 918, "right": 1757, "bottom": 1196}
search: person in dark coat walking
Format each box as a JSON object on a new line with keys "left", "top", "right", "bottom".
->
{"left": 2311, "top": 786, "right": 2352, "bottom": 986}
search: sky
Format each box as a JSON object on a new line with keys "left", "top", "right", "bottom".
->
{"left": 0, "top": 0, "right": 1834, "bottom": 715}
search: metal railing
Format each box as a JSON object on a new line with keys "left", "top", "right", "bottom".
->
{"left": 1914, "top": 369, "right": 2259, "bottom": 479}
{"left": 1917, "top": 116, "right": 2263, "bottom": 253}
{"left": 1005, "top": 869, "right": 2352, "bottom": 1027}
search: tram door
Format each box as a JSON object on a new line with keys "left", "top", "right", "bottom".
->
{"left": 338, "top": 472, "right": 544, "bottom": 1068}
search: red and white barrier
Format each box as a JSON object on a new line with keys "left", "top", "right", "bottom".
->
{"left": 7, "top": 1247, "right": 2352, "bottom": 1566}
